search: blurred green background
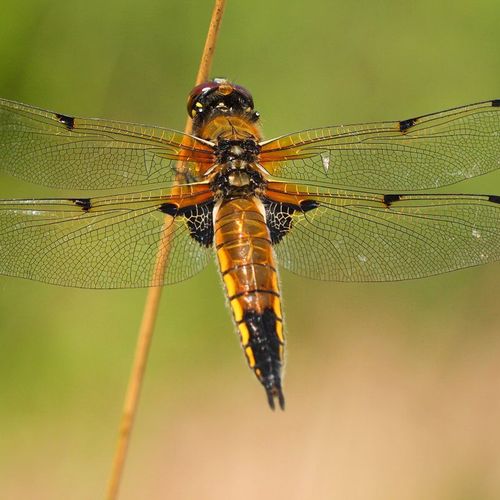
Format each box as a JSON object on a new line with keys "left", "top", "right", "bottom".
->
{"left": 1, "top": 1, "right": 500, "bottom": 499}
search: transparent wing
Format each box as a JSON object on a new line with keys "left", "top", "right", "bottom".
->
{"left": 260, "top": 100, "right": 500, "bottom": 191}
{"left": 0, "top": 188, "right": 214, "bottom": 288}
{"left": 264, "top": 184, "right": 500, "bottom": 281}
{"left": 0, "top": 98, "right": 214, "bottom": 190}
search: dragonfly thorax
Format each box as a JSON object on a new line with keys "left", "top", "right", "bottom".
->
{"left": 227, "top": 170, "right": 251, "bottom": 187}
{"left": 212, "top": 139, "right": 263, "bottom": 197}
{"left": 211, "top": 161, "right": 265, "bottom": 198}
{"left": 215, "top": 138, "right": 260, "bottom": 164}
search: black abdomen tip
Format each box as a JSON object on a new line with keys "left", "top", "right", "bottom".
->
{"left": 265, "top": 380, "right": 285, "bottom": 411}
{"left": 243, "top": 308, "right": 285, "bottom": 410}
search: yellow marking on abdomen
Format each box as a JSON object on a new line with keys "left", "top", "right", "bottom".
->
{"left": 245, "top": 346, "right": 256, "bottom": 368}
{"left": 238, "top": 323, "right": 250, "bottom": 346}
{"left": 215, "top": 197, "right": 286, "bottom": 398}
{"left": 275, "top": 319, "right": 284, "bottom": 344}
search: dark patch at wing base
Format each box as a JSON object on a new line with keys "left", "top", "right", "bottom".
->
{"left": 492, "top": 100, "right": 500, "bottom": 107}
{"left": 158, "top": 203, "right": 178, "bottom": 216}
{"left": 264, "top": 199, "right": 319, "bottom": 244}
{"left": 159, "top": 201, "right": 214, "bottom": 247}
{"left": 488, "top": 195, "right": 500, "bottom": 204}
{"left": 300, "top": 199, "right": 320, "bottom": 212}
{"left": 264, "top": 202, "right": 295, "bottom": 244}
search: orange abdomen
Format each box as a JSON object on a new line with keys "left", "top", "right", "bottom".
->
{"left": 214, "top": 197, "right": 285, "bottom": 409}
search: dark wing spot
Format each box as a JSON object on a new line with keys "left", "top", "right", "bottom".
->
{"left": 488, "top": 195, "right": 500, "bottom": 204}
{"left": 56, "top": 113, "right": 75, "bottom": 130}
{"left": 399, "top": 117, "right": 417, "bottom": 133}
{"left": 383, "top": 194, "right": 401, "bottom": 206}
{"left": 70, "top": 198, "right": 92, "bottom": 211}
{"left": 492, "top": 99, "right": 500, "bottom": 107}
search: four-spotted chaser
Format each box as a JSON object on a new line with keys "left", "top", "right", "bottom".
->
{"left": 0, "top": 79, "right": 499, "bottom": 409}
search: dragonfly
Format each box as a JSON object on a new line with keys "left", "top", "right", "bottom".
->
{"left": 0, "top": 79, "right": 499, "bottom": 409}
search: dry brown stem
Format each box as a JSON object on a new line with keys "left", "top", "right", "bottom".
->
{"left": 105, "top": 2, "right": 226, "bottom": 498}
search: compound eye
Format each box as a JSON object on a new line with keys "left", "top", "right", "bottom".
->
{"left": 186, "top": 79, "right": 255, "bottom": 117}
{"left": 232, "top": 84, "right": 254, "bottom": 109}
{"left": 186, "top": 81, "right": 220, "bottom": 116}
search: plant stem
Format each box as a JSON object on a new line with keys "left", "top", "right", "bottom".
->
{"left": 104, "top": 2, "right": 226, "bottom": 498}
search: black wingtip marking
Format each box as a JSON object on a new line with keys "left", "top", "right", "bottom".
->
{"left": 383, "top": 194, "right": 401, "bottom": 206}
{"left": 399, "top": 117, "right": 417, "bottom": 133}
{"left": 488, "top": 195, "right": 500, "bottom": 204}
{"left": 70, "top": 198, "right": 92, "bottom": 211}
{"left": 492, "top": 99, "right": 500, "bottom": 107}
{"left": 56, "top": 113, "right": 75, "bottom": 130}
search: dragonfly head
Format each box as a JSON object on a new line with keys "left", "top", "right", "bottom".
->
{"left": 187, "top": 78, "right": 260, "bottom": 127}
